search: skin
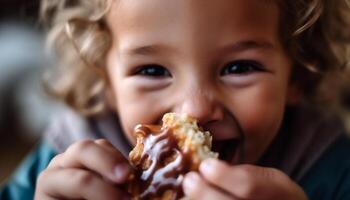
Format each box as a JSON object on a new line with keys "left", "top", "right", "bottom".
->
{"left": 35, "top": 0, "right": 308, "bottom": 199}
{"left": 106, "top": 0, "right": 292, "bottom": 164}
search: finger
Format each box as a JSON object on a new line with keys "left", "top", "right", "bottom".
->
{"left": 183, "top": 172, "right": 233, "bottom": 200}
{"left": 61, "top": 140, "right": 131, "bottom": 183}
{"left": 95, "top": 139, "right": 120, "bottom": 154}
{"left": 47, "top": 140, "right": 124, "bottom": 170}
{"left": 94, "top": 139, "right": 133, "bottom": 183}
{"left": 47, "top": 153, "right": 64, "bottom": 169}
{"left": 36, "top": 168, "right": 129, "bottom": 200}
{"left": 94, "top": 139, "right": 129, "bottom": 163}
{"left": 199, "top": 158, "right": 266, "bottom": 198}
{"left": 199, "top": 159, "right": 306, "bottom": 199}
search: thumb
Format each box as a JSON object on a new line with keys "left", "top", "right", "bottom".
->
{"left": 246, "top": 165, "right": 308, "bottom": 200}
{"left": 199, "top": 159, "right": 308, "bottom": 200}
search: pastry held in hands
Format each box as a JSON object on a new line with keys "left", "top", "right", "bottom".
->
{"left": 128, "top": 113, "right": 218, "bottom": 200}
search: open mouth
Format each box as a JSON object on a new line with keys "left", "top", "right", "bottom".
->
{"left": 212, "top": 139, "right": 240, "bottom": 163}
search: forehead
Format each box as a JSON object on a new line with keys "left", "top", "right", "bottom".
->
{"left": 106, "top": 0, "right": 281, "bottom": 52}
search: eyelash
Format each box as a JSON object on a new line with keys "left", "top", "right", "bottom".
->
{"left": 134, "top": 64, "right": 171, "bottom": 77}
{"left": 133, "top": 60, "right": 264, "bottom": 77}
{"left": 220, "top": 60, "right": 264, "bottom": 76}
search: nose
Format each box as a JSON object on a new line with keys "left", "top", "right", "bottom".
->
{"left": 175, "top": 88, "right": 224, "bottom": 126}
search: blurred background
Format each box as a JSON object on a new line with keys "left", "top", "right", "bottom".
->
{"left": 0, "top": 0, "right": 350, "bottom": 186}
{"left": 0, "top": 0, "right": 62, "bottom": 183}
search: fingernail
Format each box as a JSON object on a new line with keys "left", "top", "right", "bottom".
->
{"left": 200, "top": 158, "right": 217, "bottom": 173}
{"left": 113, "top": 163, "right": 130, "bottom": 183}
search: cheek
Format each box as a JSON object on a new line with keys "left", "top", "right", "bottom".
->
{"left": 113, "top": 83, "right": 151, "bottom": 144}
{"left": 106, "top": 63, "right": 138, "bottom": 144}
{"left": 106, "top": 52, "right": 153, "bottom": 144}
{"left": 231, "top": 82, "right": 288, "bottom": 162}
{"left": 240, "top": 87, "right": 285, "bottom": 135}
{"left": 108, "top": 73, "right": 168, "bottom": 144}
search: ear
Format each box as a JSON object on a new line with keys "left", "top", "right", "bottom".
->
{"left": 287, "top": 82, "right": 302, "bottom": 105}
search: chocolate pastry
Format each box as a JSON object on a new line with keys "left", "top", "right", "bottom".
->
{"left": 128, "top": 113, "right": 218, "bottom": 200}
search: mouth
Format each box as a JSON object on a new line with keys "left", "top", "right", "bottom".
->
{"left": 212, "top": 139, "right": 241, "bottom": 163}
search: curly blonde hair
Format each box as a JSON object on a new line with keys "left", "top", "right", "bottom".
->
{"left": 40, "top": 0, "right": 350, "bottom": 116}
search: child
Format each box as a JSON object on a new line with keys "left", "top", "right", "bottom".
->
{"left": 1, "top": 0, "right": 350, "bottom": 199}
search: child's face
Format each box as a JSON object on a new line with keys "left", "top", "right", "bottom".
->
{"left": 106, "top": 0, "right": 294, "bottom": 164}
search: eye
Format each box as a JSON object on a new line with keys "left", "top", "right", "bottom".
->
{"left": 220, "top": 60, "right": 264, "bottom": 76}
{"left": 135, "top": 64, "right": 171, "bottom": 77}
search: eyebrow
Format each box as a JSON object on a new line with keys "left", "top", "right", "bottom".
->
{"left": 220, "top": 40, "right": 275, "bottom": 53}
{"left": 122, "top": 44, "right": 173, "bottom": 56}
{"left": 123, "top": 40, "right": 275, "bottom": 56}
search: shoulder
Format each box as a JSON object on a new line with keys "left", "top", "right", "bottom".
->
{"left": 0, "top": 140, "right": 57, "bottom": 200}
{"left": 300, "top": 134, "right": 350, "bottom": 200}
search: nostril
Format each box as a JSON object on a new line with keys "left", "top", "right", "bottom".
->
{"left": 173, "top": 92, "right": 225, "bottom": 125}
{"left": 199, "top": 119, "right": 219, "bottom": 129}
{"left": 187, "top": 108, "right": 225, "bottom": 128}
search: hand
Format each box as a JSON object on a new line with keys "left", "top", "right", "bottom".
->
{"left": 183, "top": 158, "right": 308, "bottom": 200}
{"left": 35, "top": 139, "right": 132, "bottom": 200}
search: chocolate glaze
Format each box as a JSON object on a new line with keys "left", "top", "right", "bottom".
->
{"left": 132, "top": 125, "right": 192, "bottom": 200}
